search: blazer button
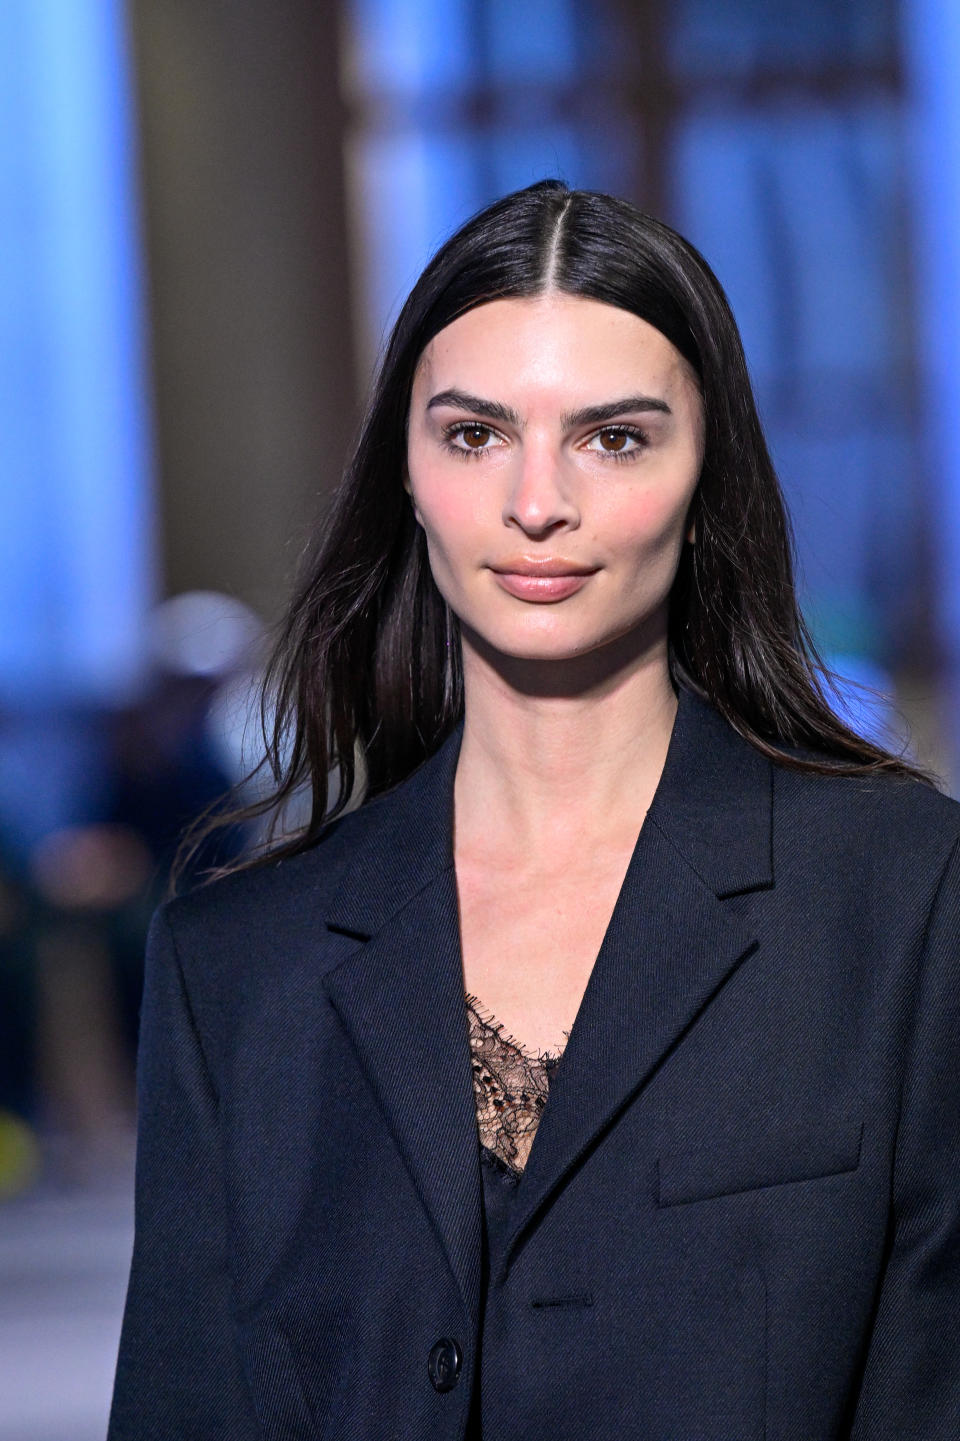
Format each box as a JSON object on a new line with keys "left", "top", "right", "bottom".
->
{"left": 427, "top": 1337, "right": 462, "bottom": 1393}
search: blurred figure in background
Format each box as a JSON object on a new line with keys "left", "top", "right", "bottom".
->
{"left": 0, "top": 593, "right": 264, "bottom": 1194}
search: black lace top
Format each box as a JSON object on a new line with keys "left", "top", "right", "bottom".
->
{"left": 465, "top": 994, "right": 566, "bottom": 1179}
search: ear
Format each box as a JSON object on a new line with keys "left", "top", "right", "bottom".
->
{"left": 402, "top": 467, "right": 423, "bottom": 525}
{"left": 686, "top": 521, "right": 696, "bottom": 544}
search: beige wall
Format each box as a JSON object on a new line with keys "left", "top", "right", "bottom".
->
{"left": 128, "top": 0, "right": 357, "bottom": 620}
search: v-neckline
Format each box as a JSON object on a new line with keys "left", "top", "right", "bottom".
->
{"left": 465, "top": 992, "right": 567, "bottom": 1067}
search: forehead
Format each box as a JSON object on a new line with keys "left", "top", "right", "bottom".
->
{"left": 412, "top": 293, "right": 698, "bottom": 404}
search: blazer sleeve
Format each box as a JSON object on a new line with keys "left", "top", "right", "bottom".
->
{"left": 108, "top": 904, "right": 260, "bottom": 1440}
{"left": 851, "top": 836, "right": 960, "bottom": 1438}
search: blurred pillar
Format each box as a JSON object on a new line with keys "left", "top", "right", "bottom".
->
{"left": 902, "top": 0, "right": 960, "bottom": 791}
{"left": 610, "top": 0, "right": 673, "bottom": 220}
{"left": 128, "top": 0, "right": 357, "bottom": 619}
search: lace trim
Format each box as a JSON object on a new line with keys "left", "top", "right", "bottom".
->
{"left": 465, "top": 993, "right": 567, "bottom": 1177}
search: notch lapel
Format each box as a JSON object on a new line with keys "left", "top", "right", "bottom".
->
{"left": 320, "top": 726, "right": 483, "bottom": 1324}
{"left": 319, "top": 687, "right": 775, "bottom": 1303}
{"left": 499, "top": 687, "right": 774, "bottom": 1278}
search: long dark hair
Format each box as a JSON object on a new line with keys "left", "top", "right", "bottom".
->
{"left": 180, "top": 179, "right": 932, "bottom": 884}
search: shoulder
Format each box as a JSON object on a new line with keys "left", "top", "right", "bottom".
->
{"left": 160, "top": 792, "right": 394, "bottom": 954}
{"left": 141, "top": 793, "right": 404, "bottom": 1072}
{"left": 154, "top": 709, "right": 459, "bottom": 957}
{"left": 770, "top": 753, "right": 960, "bottom": 898}
{"left": 774, "top": 748, "right": 960, "bottom": 831}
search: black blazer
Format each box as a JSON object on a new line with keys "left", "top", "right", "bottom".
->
{"left": 108, "top": 685, "right": 960, "bottom": 1440}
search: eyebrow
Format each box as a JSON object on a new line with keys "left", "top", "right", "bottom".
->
{"left": 425, "top": 389, "right": 521, "bottom": 426}
{"left": 425, "top": 388, "right": 672, "bottom": 428}
{"left": 562, "top": 396, "right": 672, "bottom": 427}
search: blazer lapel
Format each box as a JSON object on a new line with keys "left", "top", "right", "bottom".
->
{"left": 320, "top": 725, "right": 484, "bottom": 1325}
{"left": 499, "top": 687, "right": 774, "bottom": 1278}
{"left": 319, "top": 687, "right": 775, "bottom": 1303}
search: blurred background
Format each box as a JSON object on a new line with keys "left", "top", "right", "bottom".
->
{"left": 2, "top": 0, "right": 960, "bottom": 1435}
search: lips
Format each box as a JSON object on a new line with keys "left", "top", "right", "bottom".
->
{"left": 489, "top": 560, "right": 596, "bottom": 603}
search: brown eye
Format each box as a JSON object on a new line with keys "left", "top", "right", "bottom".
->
{"left": 443, "top": 420, "right": 505, "bottom": 459}
{"left": 583, "top": 425, "right": 645, "bottom": 459}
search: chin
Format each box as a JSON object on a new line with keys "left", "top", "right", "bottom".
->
{"left": 460, "top": 600, "right": 665, "bottom": 671}
{"left": 469, "top": 619, "right": 626, "bottom": 666}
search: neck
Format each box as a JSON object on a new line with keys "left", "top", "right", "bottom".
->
{"left": 453, "top": 628, "right": 679, "bottom": 860}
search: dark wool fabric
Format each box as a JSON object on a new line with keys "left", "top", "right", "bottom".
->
{"left": 108, "top": 684, "right": 960, "bottom": 1440}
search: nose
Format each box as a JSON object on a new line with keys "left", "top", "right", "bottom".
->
{"left": 502, "top": 439, "right": 579, "bottom": 537}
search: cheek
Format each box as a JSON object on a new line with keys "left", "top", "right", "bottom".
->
{"left": 600, "top": 485, "right": 691, "bottom": 556}
{"left": 418, "top": 488, "right": 471, "bottom": 540}
{"left": 408, "top": 469, "right": 484, "bottom": 563}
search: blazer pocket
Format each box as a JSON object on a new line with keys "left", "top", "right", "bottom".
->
{"left": 657, "top": 1118, "right": 864, "bottom": 1207}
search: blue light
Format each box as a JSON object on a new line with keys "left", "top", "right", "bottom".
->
{"left": 903, "top": 0, "right": 960, "bottom": 675}
{"left": 0, "top": 0, "right": 154, "bottom": 704}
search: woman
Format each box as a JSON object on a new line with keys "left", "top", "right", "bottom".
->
{"left": 108, "top": 181, "right": 960, "bottom": 1439}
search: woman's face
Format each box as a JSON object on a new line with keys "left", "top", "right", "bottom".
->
{"left": 405, "top": 293, "right": 704, "bottom": 672}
